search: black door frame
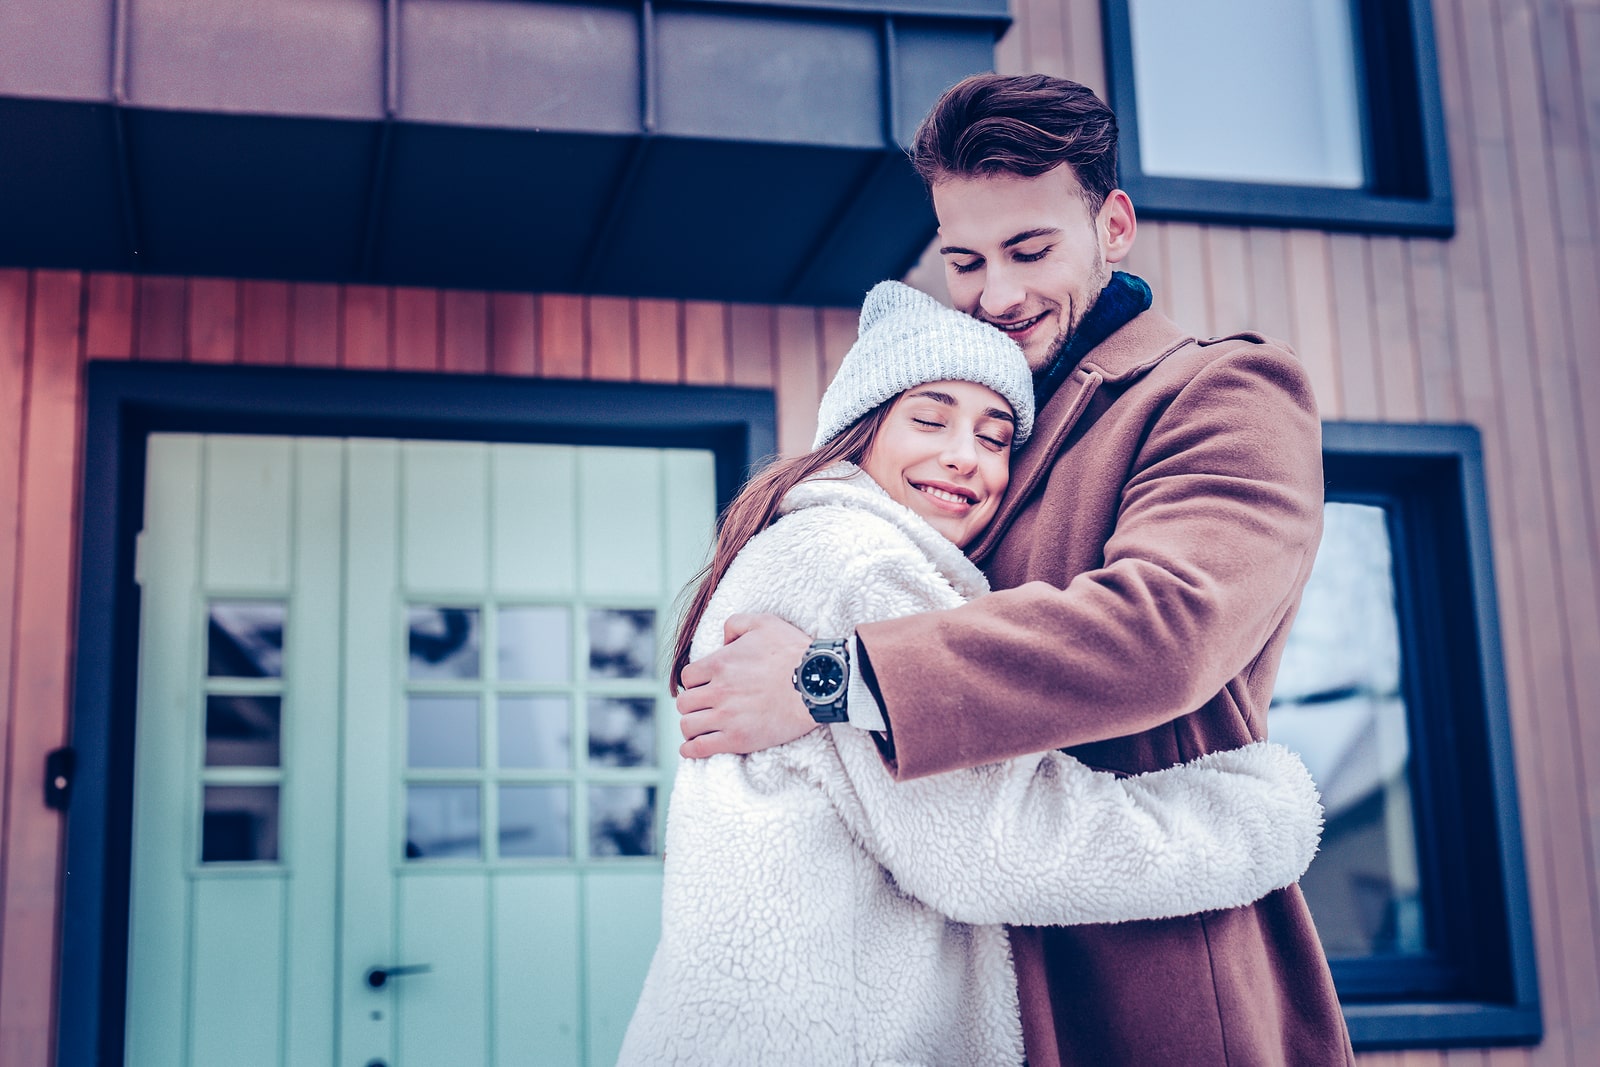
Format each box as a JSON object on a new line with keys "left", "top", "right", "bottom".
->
{"left": 56, "top": 359, "right": 775, "bottom": 1066}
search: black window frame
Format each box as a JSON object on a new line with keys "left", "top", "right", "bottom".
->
{"left": 1100, "top": 0, "right": 1454, "bottom": 236}
{"left": 55, "top": 360, "right": 777, "bottom": 1067}
{"left": 1313, "top": 422, "right": 1539, "bottom": 1048}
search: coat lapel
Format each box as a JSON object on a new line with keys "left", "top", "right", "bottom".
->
{"left": 967, "top": 310, "right": 1195, "bottom": 563}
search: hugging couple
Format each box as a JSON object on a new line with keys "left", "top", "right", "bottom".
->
{"left": 620, "top": 74, "right": 1356, "bottom": 1067}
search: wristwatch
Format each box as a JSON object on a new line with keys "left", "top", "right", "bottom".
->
{"left": 792, "top": 638, "right": 850, "bottom": 723}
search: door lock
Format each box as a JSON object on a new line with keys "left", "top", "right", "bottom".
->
{"left": 365, "top": 964, "right": 433, "bottom": 989}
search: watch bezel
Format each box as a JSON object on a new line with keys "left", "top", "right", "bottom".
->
{"left": 797, "top": 647, "right": 849, "bottom": 702}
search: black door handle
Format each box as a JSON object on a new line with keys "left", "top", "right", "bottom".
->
{"left": 365, "top": 964, "right": 433, "bottom": 989}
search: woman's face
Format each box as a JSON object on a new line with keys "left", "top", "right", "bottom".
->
{"left": 860, "top": 379, "right": 1015, "bottom": 548}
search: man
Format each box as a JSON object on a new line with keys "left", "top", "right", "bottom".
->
{"left": 676, "top": 73, "right": 1354, "bottom": 1066}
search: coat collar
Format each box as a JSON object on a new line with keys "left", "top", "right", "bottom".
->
{"left": 965, "top": 310, "right": 1194, "bottom": 562}
{"left": 779, "top": 463, "right": 991, "bottom": 599}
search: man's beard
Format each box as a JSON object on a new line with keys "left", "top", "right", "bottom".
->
{"left": 1042, "top": 249, "right": 1110, "bottom": 370}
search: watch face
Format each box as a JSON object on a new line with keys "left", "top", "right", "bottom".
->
{"left": 799, "top": 653, "right": 845, "bottom": 701}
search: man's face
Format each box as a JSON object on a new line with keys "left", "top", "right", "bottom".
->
{"left": 932, "top": 165, "right": 1134, "bottom": 372}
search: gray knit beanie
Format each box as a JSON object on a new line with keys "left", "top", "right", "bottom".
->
{"left": 813, "top": 280, "right": 1035, "bottom": 449}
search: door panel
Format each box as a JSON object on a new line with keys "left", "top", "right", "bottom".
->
{"left": 339, "top": 438, "right": 402, "bottom": 1067}
{"left": 284, "top": 438, "right": 344, "bottom": 1067}
{"left": 189, "top": 877, "right": 284, "bottom": 1067}
{"left": 492, "top": 875, "right": 583, "bottom": 1063}
{"left": 128, "top": 432, "right": 716, "bottom": 1066}
{"left": 126, "top": 433, "right": 203, "bottom": 1067}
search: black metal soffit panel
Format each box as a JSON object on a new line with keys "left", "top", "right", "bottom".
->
{"left": 0, "top": 0, "right": 1008, "bottom": 308}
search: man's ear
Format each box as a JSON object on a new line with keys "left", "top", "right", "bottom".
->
{"left": 1099, "top": 189, "right": 1137, "bottom": 265}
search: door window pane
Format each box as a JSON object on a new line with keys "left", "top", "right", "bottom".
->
{"left": 204, "top": 694, "right": 282, "bottom": 767}
{"left": 587, "top": 608, "right": 656, "bottom": 679}
{"left": 589, "top": 785, "right": 655, "bottom": 857}
{"left": 499, "top": 785, "right": 572, "bottom": 858}
{"left": 407, "top": 606, "right": 481, "bottom": 680}
{"left": 498, "top": 696, "right": 571, "bottom": 769}
{"left": 407, "top": 695, "right": 482, "bottom": 769}
{"left": 1270, "top": 502, "right": 1423, "bottom": 956}
{"left": 405, "top": 785, "right": 481, "bottom": 860}
{"left": 498, "top": 606, "right": 571, "bottom": 683}
{"left": 587, "top": 697, "right": 656, "bottom": 768}
{"left": 207, "top": 601, "right": 286, "bottom": 678}
{"left": 202, "top": 785, "right": 280, "bottom": 862}
{"left": 1127, "top": 0, "right": 1364, "bottom": 187}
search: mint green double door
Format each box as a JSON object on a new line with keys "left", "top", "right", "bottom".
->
{"left": 125, "top": 434, "right": 716, "bottom": 1066}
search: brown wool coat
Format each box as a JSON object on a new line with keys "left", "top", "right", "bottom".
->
{"left": 855, "top": 309, "right": 1356, "bottom": 1066}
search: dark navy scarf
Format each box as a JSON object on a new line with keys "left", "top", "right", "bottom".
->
{"left": 1031, "top": 271, "right": 1153, "bottom": 410}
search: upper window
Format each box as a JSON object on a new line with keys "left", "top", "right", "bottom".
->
{"left": 1102, "top": 0, "right": 1453, "bottom": 234}
{"left": 1269, "top": 424, "right": 1540, "bottom": 1049}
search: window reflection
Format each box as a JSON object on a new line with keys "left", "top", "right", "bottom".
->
{"left": 499, "top": 696, "right": 571, "bottom": 769}
{"left": 407, "top": 695, "right": 481, "bottom": 769}
{"left": 207, "top": 601, "right": 286, "bottom": 678}
{"left": 205, "top": 694, "right": 282, "bottom": 767}
{"left": 499, "top": 785, "right": 571, "bottom": 858}
{"left": 405, "top": 785, "right": 481, "bottom": 861}
{"left": 498, "top": 606, "right": 571, "bottom": 683}
{"left": 1270, "top": 502, "right": 1423, "bottom": 956}
{"left": 588, "top": 697, "right": 655, "bottom": 768}
{"left": 407, "top": 606, "right": 481, "bottom": 680}
{"left": 202, "top": 785, "right": 280, "bottom": 862}
{"left": 588, "top": 608, "right": 656, "bottom": 679}
{"left": 589, "top": 785, "right": 655, "bottom": 857}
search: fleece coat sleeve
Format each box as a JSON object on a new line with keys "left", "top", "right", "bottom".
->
{"left": 820, "top": 548, "right": 1323, "bottom": 928}
{"left": 855, "top": 344, "right": 1325, "bottom": 778}
{"left": 704, "top": 481, "right": 1324, "bottom": 930}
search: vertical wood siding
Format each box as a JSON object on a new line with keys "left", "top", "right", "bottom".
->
{"left": 1, "top": 0, "right": 1597, "bottom": 1062}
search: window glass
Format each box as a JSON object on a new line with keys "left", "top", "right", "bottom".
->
{"left": 587, "top": 608, "right": 656, "bottom": 679}
{"left": 1270, "top": 502, "right": 1424, "bottom": 956}
{"left": 407, "top": 606, "right": 481, "bottom": 680}
{"left": 201, "top": 785, "right": 280, "bottom": 863}
{"left": 204, "top": 694, "right": 281, "bottom": 767}
{"left": 405, "top": 784, "right": 482, "bottom": 861}
{"left": 498, "top": 695, "right": 571, "bottom": 769}
{"left": 589, "top": 785, "right": 656, "bottom": 857}
{"left": 1126, "top": 0, "right": 1364, "bottom": 187}
{"left": 207, "top": 601, "right": 286, "bottom": 678}
{"left": 407, "top": 695, "right": 482, "bottom": 769}
{"left": 499, "top": 785, "right": 572, "bottom": 858}
{"left": 587, "top": 697, "right": 656, "bottom": 768}
{"left": 498, "top": 605, "right": 571, "bottom": 682}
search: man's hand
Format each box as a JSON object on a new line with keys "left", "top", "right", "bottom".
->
{"left": 675, "top": 613, "right": 815, "bottom": 758}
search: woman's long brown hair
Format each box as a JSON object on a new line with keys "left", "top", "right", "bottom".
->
{"left": 668, "top": 402, "right": 892, "bottom": 693}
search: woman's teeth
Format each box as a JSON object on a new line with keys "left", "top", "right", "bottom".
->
{"left": 917, "top": 485, "right": 972, "bottom": 505}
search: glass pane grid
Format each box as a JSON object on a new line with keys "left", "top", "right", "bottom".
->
{"left": 201, "top": 599, "right": 287, "bottom": 865}
{"left": 401, "top": 598, "right": 666, "bottom": 866}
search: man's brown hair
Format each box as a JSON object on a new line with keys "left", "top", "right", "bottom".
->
{"left": 911, "top": 73, "right": 1120, "bottom": 213}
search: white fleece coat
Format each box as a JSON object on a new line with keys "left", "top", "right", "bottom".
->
{"left": 618, "top": 466, "right": 1322, "bottom": 1067}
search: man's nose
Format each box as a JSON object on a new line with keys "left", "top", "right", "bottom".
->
{"left": 978, "top": 261, "right": 1024, "bottom": 319}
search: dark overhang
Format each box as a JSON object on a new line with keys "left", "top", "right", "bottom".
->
{"left": 0, "top": 0, "right": 1008, "bottom": 307}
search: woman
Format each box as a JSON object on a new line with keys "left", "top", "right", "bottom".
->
{"left": 618, "top": 281, "right": 1323, "bottom": 1066}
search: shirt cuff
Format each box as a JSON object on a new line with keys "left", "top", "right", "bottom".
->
{"left": 845, "top": 634, "right": 887, "bottom": 732}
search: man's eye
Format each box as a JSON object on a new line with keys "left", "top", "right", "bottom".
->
{"left": 1014, "top": 246, "right": 1051, "bottom": 263}
{"left": 950, "top": 258, "right": 983, "bottom": 275}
